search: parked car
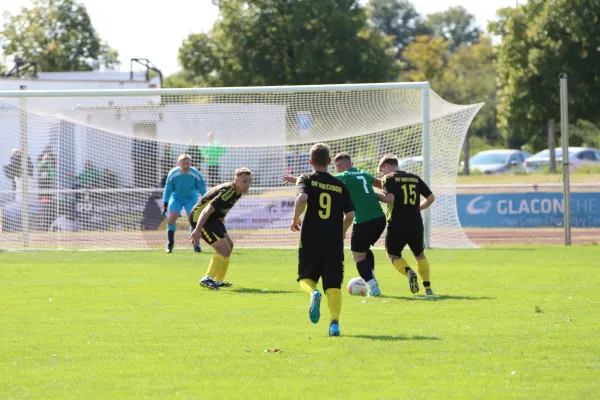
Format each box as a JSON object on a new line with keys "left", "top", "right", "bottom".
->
{"left": 397, "top": 155, "right": 460, "bottom": 177}
{"left": 462, "top": 149, "right": 533, "bottom": 174}
{"left": 524, "top": 147, "right": 600, "bottom": 172}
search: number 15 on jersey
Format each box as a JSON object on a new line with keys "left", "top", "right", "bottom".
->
{"left": 402, "top": 184, "right": 416, "bottom": 205}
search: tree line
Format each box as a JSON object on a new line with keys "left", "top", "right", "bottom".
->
{"left": 2, "top": 0, "right": 600, "bottom": 154}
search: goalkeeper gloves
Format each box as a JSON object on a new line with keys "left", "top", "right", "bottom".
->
{"left": 162, "top": 202, "right": 168, "bottom": 219}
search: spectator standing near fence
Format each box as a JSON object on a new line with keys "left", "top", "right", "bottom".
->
{"left": 36, "top": 151, "right": 57, "bottom": 231}
{"left": 3, "top": 148, "right": 34, "bottom": 200}
{"left": 160, "top": 143, "right": 176, "bottom": 188}
{"left": 185, "top": 141, "right": 204, "bottom": 170}
{"left": 205, "top": 132, "right": 227, "bottom": 188}
{"left": 101, "top": 169, "right": 118, "bottom": 189}
{"left": 38, "top": 145, "right": 56, "bottom": 166}
{"left": 38, "top": 152, "right": 56, "bottom": 198}
{"left": 76, "top": 160, "right": 101, "bottom": 189}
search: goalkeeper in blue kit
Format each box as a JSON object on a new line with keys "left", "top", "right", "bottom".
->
{"left": 163, "top": 154, "right": 207, "bottom": 253}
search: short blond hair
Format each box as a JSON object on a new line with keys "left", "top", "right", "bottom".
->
{"left": 235, "top": 167, "right": 253, "bottom": 177}
{"left": 377, "top": 154, "right": 399, "bottom": 171}
{"left": 178, "top": 154, "right": 191, "bottom": 162}
{"left": 333, "top": 152, "right": 351, "bottom": 163}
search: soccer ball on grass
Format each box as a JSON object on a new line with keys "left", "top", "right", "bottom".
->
{"left": 347, "top": 277, "right": 368, "bottom": 296}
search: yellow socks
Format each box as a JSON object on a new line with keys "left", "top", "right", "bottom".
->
{"left": 206, "top": 254, "right": 227, "bottom": 279}
{"left": 299, "top": 281, "right": 341, "bottom": 323}
{"left": 299, "top": 279, "right": 317, "bottom": 295}
{"left": 325, "top": 288, "right": 341, "bottom": 322}
{"left": 417, "top": 258, "right": 431, "bottom": 289}
{"left": 392, "top": 257, "right": 410, "bottom": 276}
{"left": 214, "top": 256, "right": 230, "bottom": 282}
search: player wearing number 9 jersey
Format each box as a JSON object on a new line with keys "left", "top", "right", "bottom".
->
{"left": 376, "top": 154, "right": 436, "bottom": 297}
{"left": 291, "top": 143, "right": 355, "bottom": 337}
{"left": 281, "top": 153, "right": 386, "bottom": 297}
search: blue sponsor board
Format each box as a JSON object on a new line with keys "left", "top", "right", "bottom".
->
{"left": 457, "top": 192, "right": 600, "bottom": 228}
{"left": 297, "top": 112, "right": 312, "bottom": 130}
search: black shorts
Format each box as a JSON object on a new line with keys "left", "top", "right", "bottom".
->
{"left": 351, "top": 216, "right": 386, "bottom": 253}
{"left": 385, "top": 223, "right": 424, "bottom": 258}
{"left": 189, "top": 215, "right": 227, "bottom": 245}
{"left": 297, "top": 243, "right": 344, "bottom": 292}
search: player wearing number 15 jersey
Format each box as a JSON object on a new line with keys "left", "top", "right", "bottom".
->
{"left": 291, "top": 143, "right": 355, "bottom": 337}
{"left": 376, "top": 154, "right": 436, "bottom": 296}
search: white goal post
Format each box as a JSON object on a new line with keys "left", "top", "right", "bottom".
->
{"left": 0, "top": 82, "right": 483, "bottom": 251}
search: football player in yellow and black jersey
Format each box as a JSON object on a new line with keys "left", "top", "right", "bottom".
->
{"left": 291, "top": 143, "right": 355, "bottom": 337}
{"left": 189, "top": 168, "right": 253, "bottom": 290}
{"left": 375, "top": 154, "right": 436, "bottom": 297}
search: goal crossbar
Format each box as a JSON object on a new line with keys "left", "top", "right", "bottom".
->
{"left": 0, "top": 82, "right": 430, "bottom": 98}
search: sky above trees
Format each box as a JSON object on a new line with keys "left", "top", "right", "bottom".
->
{"left": 1, "top": 0, "right": 517, "bottom": 75}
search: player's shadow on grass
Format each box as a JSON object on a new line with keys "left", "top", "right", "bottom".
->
{"left": 231, "top": 288, "right": 295, "bottom": 295}
{"left": 350, "top": 334, "right": 441, "bottom": 342}
{"left": 383, "top": 295, "right": 495, "bottom": 301}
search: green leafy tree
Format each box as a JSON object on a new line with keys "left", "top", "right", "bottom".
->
{"left": 177, "top": 0, "right": 400, "bottom": 86}
{"left": 442, "top": 37, "right": 501, "bottom": 143}
{"left": 401, "top": 35, "right": 449, "bottom": 85}
{"left": 490, "top": 0, "right": 600, "bottom": 150}
{"left": 424, "top": 6, "right": 481, "bottom": 52}
{"left": 569, "top": 119, "right": 600, "bottom": 148}
{"left": 366, "top": 0, "right": 430, "bottom": 57}
{"left": 402, "top": 35, "right": 500, "bottom": 145}
{"left": 1, "top": 0, "right": 119, "bottom": 72}
{"left": 163, "top": 72, "right": 196, "bottom": 88}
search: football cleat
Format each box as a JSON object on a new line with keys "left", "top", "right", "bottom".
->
{"left": 309, "top": 290, "right": 322, "bottom": 324}
{"left": 424, "top": 289, "right": 438, "bottom": 297}
{"left": 408, "top": 270, "right": 420, "bottom": 294}
{"left": 329, "top": 320, "right": 341, "bottom": 337}
{"left": 215, "top": 281, "right": 233, "bottom": 288}
{"left": 165, "top": 244, "right": 173, "bottom": 254}
{"left": 368, "top": 285, "right": 382, "bottom": 297}
{"left": 193, "top": 246, "right": 202, "bottom": 254}
{"left": 199, "top": 277, "right": 220, "bottom": 291}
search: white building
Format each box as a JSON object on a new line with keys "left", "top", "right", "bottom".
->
{"left": 0, "top": 69, "right": 162, "bottom": 193}
{"left": 0, "top": 70, "right": 160, "bottom": 91}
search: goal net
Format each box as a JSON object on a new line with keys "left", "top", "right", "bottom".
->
{"left": 0, "top": 83, "right": 482, "bottom": 251}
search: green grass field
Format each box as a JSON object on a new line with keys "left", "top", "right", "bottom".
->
{"left": 2, "top": 247, "right": 599, "bottom": 399}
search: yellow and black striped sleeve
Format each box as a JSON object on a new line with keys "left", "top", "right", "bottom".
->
{"left": 210, "top": 183, "right": 237, "bottom": 215}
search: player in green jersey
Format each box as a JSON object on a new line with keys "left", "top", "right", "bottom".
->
{"left": 282, "top": 152, "right": 386, "bottom": 296}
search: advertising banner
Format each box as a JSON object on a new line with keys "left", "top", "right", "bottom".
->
{"left": 224, "top": 197, "right": 296, "bottom": 230}
{"left": 457, "top": 192, "right": 600, "bottom": 228}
